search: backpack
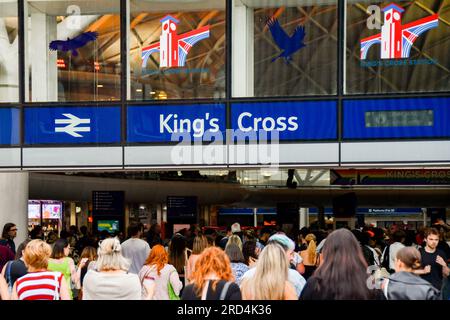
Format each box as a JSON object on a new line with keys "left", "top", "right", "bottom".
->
{"left": 381, "top": 244, "right": 391, "bottom": 272}
{"left": 6, "top": 261, "right": 13, "bottom": 294}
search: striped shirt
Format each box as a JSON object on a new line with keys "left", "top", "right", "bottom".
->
{"left": 16, "top": 271, "right": 63, "bottom": 300}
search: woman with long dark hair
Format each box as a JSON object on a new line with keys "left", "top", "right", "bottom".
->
{"left": 168, "top": 233, "right": 188, "bottom": 287}
{"left": 300, "top": 228, "right": 377, "bottom": 300}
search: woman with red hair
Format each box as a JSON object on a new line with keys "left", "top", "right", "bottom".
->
{"left": 138, "top": 244, "right": 182, "bottom": 300}
{"left": 181, "top": 247, "right": 241, "bottom": 300}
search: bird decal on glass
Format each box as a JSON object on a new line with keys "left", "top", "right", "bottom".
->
{"left": 49, "top": 31, "right": 98, "bottom": 56}
{"left": 266, "top": 17, "right": 306, "bottom": 63}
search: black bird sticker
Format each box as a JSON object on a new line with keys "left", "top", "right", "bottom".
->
{"left": 266, "top": 17, "right": 306, "bottom": 63}
{"left": 49, "top": 31, "right": 98, "bottom": 56}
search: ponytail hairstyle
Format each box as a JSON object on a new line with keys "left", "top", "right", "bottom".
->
{"left": 396, "top": 247, "right": 421, "bottom": 270}
{"left": 305, "top": 234, "right": 317, "bottom": 263}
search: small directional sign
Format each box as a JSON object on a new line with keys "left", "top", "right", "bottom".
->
{"left": 25, "top": 106, "right": 121, "bottom": 144}
{"left": 55, "top": 113, "right": 91, "bottom": 138}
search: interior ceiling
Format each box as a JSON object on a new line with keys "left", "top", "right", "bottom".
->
{"left": 29, "top": 173, "right": 450, "bottom": 207}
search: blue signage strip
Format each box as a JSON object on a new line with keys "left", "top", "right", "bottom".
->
{"left": 309, "top": 208, "right": 422, "bottom": 215}
{"left": 25, "top": 107, "right": 121, "bottom": 144}
{"left": 127, "top": 104, "right": 226, "bottom": 142}
{"left": 343, "top": 97, "right": 450, "bottom": 139}
{"left": 231, "top": 101, "right": 337, "bottom": 141}
{"left": 218, "top": 208, "right": 276, "bottom": 216}
{"left": 0, "top": 108, "right": 20, "bottom": 145}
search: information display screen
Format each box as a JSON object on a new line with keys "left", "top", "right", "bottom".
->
{"left": 42, "top": 203, "right": 62, "bottom": 219}
{"left": 365, "top": 110, "right": 434, "bottom": 128}
{"left": 97, "top": 220, "right": 120, "bottom": 233}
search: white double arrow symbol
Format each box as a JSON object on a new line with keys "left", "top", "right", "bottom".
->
{"left": 55, "top": 113, "right": 91, "bottom": 138}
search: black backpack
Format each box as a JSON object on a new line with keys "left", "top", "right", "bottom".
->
{"left": 381, "top": 244, "right": 392, "bottom": 272}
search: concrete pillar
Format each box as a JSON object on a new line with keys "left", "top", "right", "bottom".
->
{"left": 253, "top": 208, "right": 257, "bottom": 227}
{"left": 422, "top": 208, "right": 427, "bottom": 227}
{"left": 0, "top": 172, "right": 29, "bottom": 245}
{"left": 69, "top": 202, "right": 76, "bottom": 226}
{"left": 30, "top": 13, "right": 57, "bottom": 101}
{"left": 232, "top": 1, "right": 254, "bottom": 97}
{"left": 124, "top": 204, "right": 130, "bottom": 233}
{"left": 0, "top": 18, "right": 19, "bottom": 102}
{"left": 299, "top": 207, "right": 308, "bottom": 229}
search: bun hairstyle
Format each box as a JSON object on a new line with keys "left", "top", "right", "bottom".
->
{"left": 96, "top": 237, "right": 130, "bottom": 272}
{"left": 396, "top": 247, "right": 422, "bottom": 270}
{"left": 99, "top": 237, "right": 122, "bottom": 255}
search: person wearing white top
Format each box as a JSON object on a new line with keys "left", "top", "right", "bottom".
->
{"left": 384, "top": 230, "right": 406, "bottom": 271}
{"left": 83, "top": 238, "right": 141, "bottom": 300}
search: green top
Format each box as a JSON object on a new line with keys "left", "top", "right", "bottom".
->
{"left": 47, "top": 257, "right": 73, "bottom": 299}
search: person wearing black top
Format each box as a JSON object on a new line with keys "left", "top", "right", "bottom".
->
{"left": 416, "top": 228, "right": 449, "bottom": 291}
{"left": 181, "top": 247, "right": 241, "bottom": 300}
{"left": 182, "top": 279, "right": 241, "bottom": 300}
{"left": 300, "top": 229, "right": 385, "bottom": 300}
{"left": 1, "top": 240, "right": 30, "bottom": 290}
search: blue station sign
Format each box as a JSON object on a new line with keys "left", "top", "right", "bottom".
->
{"left": 230, "top": 101, "right": 337, "bottom": 141}
{"left": 343, "top": 97, "right": 450, "bottom": 139}
{"left": 25, "top": 107, "right": 121, "bottom": 144}
{"left": 127, "top": 104, "right": 226, "bottom": 143}
{"left": 0, "top": 108, "right": 20, "bottom": 145}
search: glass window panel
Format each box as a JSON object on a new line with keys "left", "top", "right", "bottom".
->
{"left": 26, "top": 0, "right": 121, "bottom": 102}
{"left": 232, "top": 0, "right": 338, "bottom": 98}
{"left": 346, "top": 0, "right": 450, "bottom": 94}
{"left": 129, "top": 0, "right": 226, "bottom": 100}
{"left": 0, "top": 0, "right": 19, "bottom": 102}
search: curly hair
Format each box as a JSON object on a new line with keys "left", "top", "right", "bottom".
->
{"left": 144, "top": 244, "right": 168, "bottom": 275}
{"left": 192, "top": 247, "right": 234, "bottom": 297}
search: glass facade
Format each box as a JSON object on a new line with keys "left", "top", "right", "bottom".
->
{"left": 0, "top": 0, "right": 448, "bottom": 169}
{"left": 129, "top": 0, "right": 226, "bottom": 100}
{"left": 0, "top": 0, "right": 19, "bottom": 103}
{"left": 233, "top": 0, "right": 338, "bottom": 97}
{"left": 26, "top": 0, "right": 121, "bottom": 102}
{"left": 346, "top": 0, "right": 450, "bottom": 94}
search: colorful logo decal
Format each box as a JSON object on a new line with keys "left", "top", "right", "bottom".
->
{"left": 266, "top": 17, "right": 306, "bottom": 63}
{"left": 142, "top": 15, "right": 210, "bottom": 68}
{"left": 360, "top": 3, "right": 438, "bottom": 60}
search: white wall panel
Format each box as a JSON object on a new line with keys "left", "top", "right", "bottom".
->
{"left": 23, "top": 147, "right": 123, "bottom": 167}
{"left": 0, "top": 148, "right": 21, "bottom": 167}
{"left": 342, "top": 141, "right": 450, "bottom": 164}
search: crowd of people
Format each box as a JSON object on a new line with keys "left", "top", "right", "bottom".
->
{"left": 0, "top": 219, "right": 449, "bottom": 300}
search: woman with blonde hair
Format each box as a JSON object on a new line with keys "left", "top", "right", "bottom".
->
{"left": 11, "top": 239, "right": 71, "bottom": 300}
{"left": 185, "top": 235, "right": 209, "bottom": 282}
{"left": 226, "top": 235, "right": 243, "bottom": 251}
{"left": 300, "top": 233, "right": 318, "bottom": 280}
{"left": 181, "top": 247, "right": 241, "bottom": 300}
{"left": 82, "top": 237, "right": 141, "bottom": 300}
{"left": 240, "top": 242, "right": 297, "bottom": 300}
{"left": 138, "top": 244, "right": 182, "bottom": 300}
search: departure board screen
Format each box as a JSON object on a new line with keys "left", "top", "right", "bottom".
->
{"left": 365, "top": 110, "right": 434, "bottom": 128}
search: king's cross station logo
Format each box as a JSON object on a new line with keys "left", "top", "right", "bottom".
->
{"left": 360, "top": 3, "right": 438, "bottom": 60}
{"left": 142, "top": 15, "right": 210, "bottom": 69}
